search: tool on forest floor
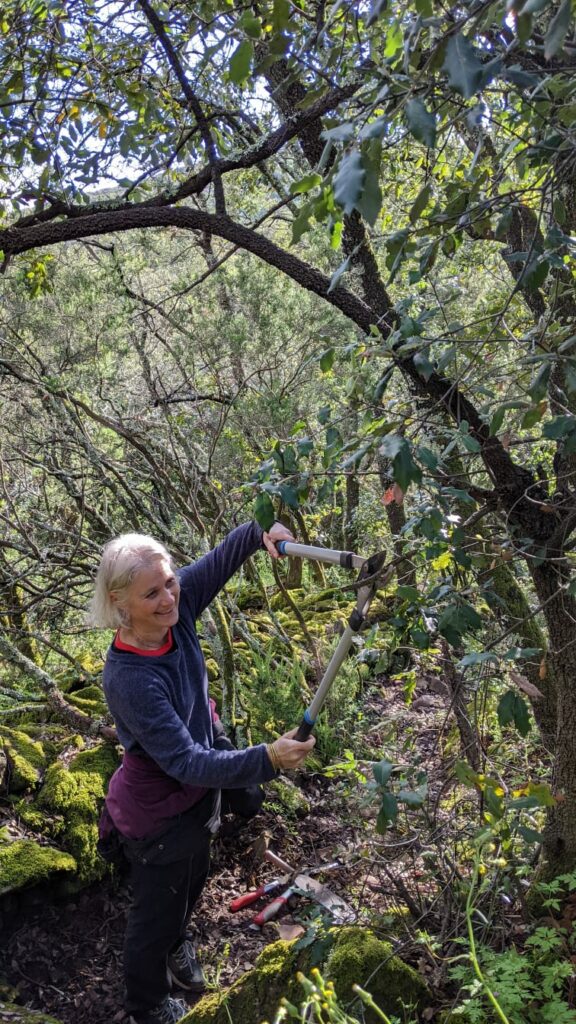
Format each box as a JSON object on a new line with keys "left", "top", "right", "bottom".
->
{"left": 274, "top": 540, "right": 394, "bottom": 741}
{"left": 229, "top": 878, "right": 286, "bottom": 912}
{"left": 231, "top": 850, "right": 354, "bottom": 928}
{"left": 250, "top": 872, "right": 355, "bottom": 928}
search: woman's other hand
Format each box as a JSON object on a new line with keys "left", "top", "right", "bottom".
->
{"left": 270, "top": 728, "right": 316, "bottom": 770}
{"left": 262, "top": 521, "right": 295, "bottom": 559}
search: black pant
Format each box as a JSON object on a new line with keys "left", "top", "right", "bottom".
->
{"left": 120, "top": 795, "right": 214, "bottom": 1016}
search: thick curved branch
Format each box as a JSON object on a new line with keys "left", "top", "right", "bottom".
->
{"left": 1, "top": 200, "right": 554, "bottom": 545}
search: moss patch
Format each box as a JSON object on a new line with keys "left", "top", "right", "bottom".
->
{"left": 326, "top": 927, "right": 428, "bottom": 1021}
{"left": 0, "top": 727, "right": 47, "bottom": 793}
{"left": 0, "top": 839, "right": 76, "bottom": 895}
{"left": 266, "top": 777, "right": 310, "bottom": 818}
{"left": 35, "top": 742, "right": 119, "bottom": 882}
{"left": 185, "top": 927, "right": 429, "bottom": 1024}
{"left": 205, "top": 659, "right": 220, "bottom": 682}
{"left": 65, "top": 685, "right": 107, "bottom": 716}
{"left": 186, "top": 941, "right": 299, "bottom": 1024}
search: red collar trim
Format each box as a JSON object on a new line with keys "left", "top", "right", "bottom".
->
{"left": 114, "top": 628, "right": 173, "bottom": 656}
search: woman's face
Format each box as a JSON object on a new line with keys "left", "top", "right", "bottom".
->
{"left": 118, "top": 557, "right": 181, "bottom": 637}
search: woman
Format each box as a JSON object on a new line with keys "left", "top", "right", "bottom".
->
{"left": 89, "top": 520, "right": 315, "bottom": 1024}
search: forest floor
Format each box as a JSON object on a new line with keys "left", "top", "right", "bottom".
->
{"left": 0, "top": 672, "right": 449, "bottom": 1024}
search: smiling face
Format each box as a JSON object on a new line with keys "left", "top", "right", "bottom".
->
{"left": 114, "top": 556, "right": 181, "bottom": 646}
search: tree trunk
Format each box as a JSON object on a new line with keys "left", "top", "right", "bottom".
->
{"left": 531, "top": 562, "right": 576, "bottom": 873}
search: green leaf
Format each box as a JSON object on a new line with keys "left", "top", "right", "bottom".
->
{"left": 443, "top": 34, "right": 484, "bottom": 99}
{"left": 459, "top": 423, "right": 481, "bottom": 452}
{"left": 239, "top": 12, "right": 262, "bottom": 38}
{"left": 318, "top": 405, "right": 331, "bottom": 425}
{"left": 518, "top": 825, "right": 544, "bottom": 844}
{"left": 528, "top": 362, "right": 551, "bottom": 401}
{"left": 278, "top": 484, "right": 299, "bottom": 508}
{"left": 513, "top": 694, "right": 531, "bottom": 737}
{"left": 319, "top": 348, "right": 335, "bottom": 372}
{"left": 544, "top": 0, "right": 571, "bottom": 59}
{"left": 502, "top": 646, "right": 542, "bottom": 660}
{"left": 458, "top": 651, "right": 499, "bottom": 668}
{"left": 376, "top": 793, "right": 399, "bottom": 833}
{"left": 411, "top": 628, "right": 429, "bottom": 649}
{"left": 489, "top": 406, "right": 506, "bottom": 436}
{"left": 397, "top": 788, "right": 426, "bottom": 807}
{"left": 524, "top": 257, "right": 550, "bottom": 292}
{"left": 321, "top": 123, "right": 355, "bottom": 143}
{"left": 396, "top": 585, "right": 420, "bottom": 602}
{"left": 520, "top": 0, "right": 552, "bottom": 13}
{"left": 553, "top": 197, "right": 567, "bottom": 224}
{"left": 291, "top": 203, "right": 313, "bottom": 244}
{"left": 333, "top": 150, "right": 365, "bottom": 215}
{"left": 384, "top": 20, "right": 403, "bottom": 59}
{"left": 373, "top": 759, "right": 394, "bottom": 786}
{"left": 543, "top": 415, "right": 576, "bottom": 440}
{"left": 521, "top": 401, "right": 547, "bottom": 430}
{"left": 229, "top": 39, "right": 253, "bottom": 84}
{"left": 504, "top": 64, "right": 540, "bottom": 89}
{"left": 455, "top": 760, "right": 482, "bottom": 787}
{"left": 357, "top": 147, "right": 383, "bottom": 226}
{"left": 297, "top": 438, "right": 313, "bottom": 457}
{"left": 438, "top": 602, "right": 482, "bottom": 645}
{"left": 379, "top": 434, "right": 422, "bottom": 492}
{"left": 409, "top": 183, "right": 432, "bottom": 224}
{"left": 254, "top": 491, "right": 275, "bottom": 530}
{"left": 405, "top": 99, "right": 436, "bottom": 149}
{"left": 290, "top": 173, "right": 322, "bottom": 196}
{"left": 272, "top": 0, "right": 291, "bottom": 31}
{"left": 498, "top": 690, "right": 532, "bottom": 736}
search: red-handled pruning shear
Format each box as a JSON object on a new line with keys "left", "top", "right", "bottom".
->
{"left": 229, "top": 879, "right": 286, "bottom": 912}
{"left": 229, "top": 850, "right": 349, "bottom": 928}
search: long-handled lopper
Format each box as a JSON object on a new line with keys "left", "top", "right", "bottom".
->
{"left": 274, "top": 541, "right": 393, "bottom": 741}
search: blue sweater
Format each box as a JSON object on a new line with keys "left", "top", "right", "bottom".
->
{"left": 103, "top": 522, "right": 276, "bottom": 792}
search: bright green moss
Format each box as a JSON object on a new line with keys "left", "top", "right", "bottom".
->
{"left": 205, "top": 659, "right": 220, "bottom": 681}
{"left": 186, "top": 928, "right": 429, "bottom": 1024}
{"left": 35, "top": 742, "right": 119, "bottom": 882}
{"left": 0, "top": 726, "right": 47, "bottom": 793}
{"left": 187, "top": 941, "right": 299, "bottom": 1024}
{"left": 266, "top": 778, "right": 310, "bottom": 818}
{"left": 12, "top": 804, "right": 46, "bottom": 832}
{"left": 66, "top": 685, "right": 107, "bottom": 715}
{"left": 326, "top": 927, "right": 429, "bottom": 1021}
{"left": 0, "top": 838, "right": 76, "bottom": 895}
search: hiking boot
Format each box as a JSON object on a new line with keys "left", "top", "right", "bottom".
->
{"left": 129, "top": 995, "right": 189, "bottom": 1024}
{"left": 167, "top": 939, "right": 206, "bottom": 993}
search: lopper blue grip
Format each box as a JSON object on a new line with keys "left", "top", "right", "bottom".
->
{"left": 277, "top": 540, "right": 288, "bottom": 554}
{"left": 294, "top": 711, "right": 315, "bottom": 742}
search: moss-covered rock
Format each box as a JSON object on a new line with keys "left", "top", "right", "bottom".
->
{"left": 0, "top": 727, "right": 48, "bottom": 793}
{"left": 185, "top": 940, "right": 300, "bottom": 1024}
{"left": 326, "top": 927, "right": 428, "bottom": 1020}
{"left": 0, "top": 1001, "right": 64, "bottom": 1022}
{"left": 184, "top": 927, "right": 429, "bottom": 1024}
{"left": 0, "top": 839, "right": 76, "bottom": 895}
{"left": 35, "top": 742, "right": 119, "bottom": 882}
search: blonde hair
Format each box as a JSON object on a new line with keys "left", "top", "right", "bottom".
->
{"left": 87, "top": 533, "right": 173, "bottom": 629}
